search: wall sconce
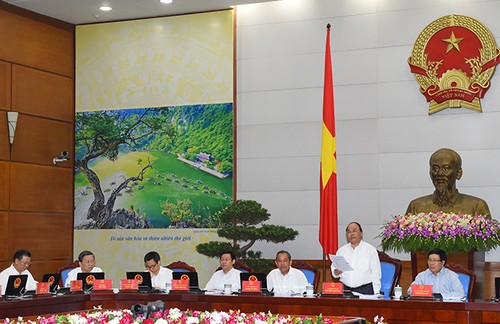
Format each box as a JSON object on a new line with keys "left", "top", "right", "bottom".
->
{"left": 7, "top": 111, "right": 18, "bottom": 145}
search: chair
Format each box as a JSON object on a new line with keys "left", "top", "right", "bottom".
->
{"left": 291, "top": 261, "right": 320, "bottom": 292}
{"left": 165, "top": 260, "right": 196, "bottom": 272}
{"left": 216, "top": 260, "right": 254, "bottom": 273}
{"left": 378, "top": 251, "right": 402, "bottom": 297}
{"left": 445, "top": 262, "right": 475, "bottom": 301}
{"left": 233, "top": 261, "right": 254, "bottom": 273}
{"left": 57, "top": 260, "right": 79, "bottom": 287}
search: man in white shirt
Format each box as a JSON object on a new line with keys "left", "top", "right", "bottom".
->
{"left": 144, "top": 251, "right": 172, "bottom": 289}
{"left": 331, "top": 222, "right": 381, "bottom": 295}
{"left": 0, "top": 249, "right": 38, "bottom": 295}
{"left": 266, "top": 250, "right": 308, "bottom": 295}
{"left": 205, "top": 251, "right": 241, "bottom": 292}
{"left": 65, "top": 250, "right": 103, "bottom": 287}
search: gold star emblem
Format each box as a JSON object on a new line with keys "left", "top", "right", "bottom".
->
{"left": 442, "top": 31, "right": 464, "bottom": 53}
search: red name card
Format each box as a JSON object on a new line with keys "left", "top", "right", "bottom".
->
{"left": 120, "top": 279, "right": 138, "bottom": 290}
{"left": 93, "top": 279, "right": 113, "bottom": 290}
{"left": 172, "top": 279, "right": 189, "bottom": 291}
{"left": 323, "top": 282, "right": 343, "bottom": 295}
{"left": 411, "top": 284, "right": 433, "bottom": 297}
{"left": 37, "top": 282, "right": 50, "bottom": 294}
{"left": 71, "top": 280, "right": 83, "bottom": 292}
{"left": 242, "top": 276, "right": 261, "bottom": 293}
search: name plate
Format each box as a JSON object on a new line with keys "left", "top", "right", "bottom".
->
{"left": 93, "top": 279, "right": 113, "bottom": 290}
{"left": 242, "top": 277, "right": 261, "bottom": 293}
{"left": 411, "top": 284, "right": 433, "bottom": 297}
{"left": 172, "top": 278, "right": 189, "bottom": 291}
{"left": 70, "top": 280, "right": 83, "bottom": 292}
{"left": 120, "top": 279, "right": 138, "bottom": 290}
{"left": 323, "top": 282, "right": 343, "bottom": 295}
{"left": 37, "top": 282, "right": 50, "bottom": 294}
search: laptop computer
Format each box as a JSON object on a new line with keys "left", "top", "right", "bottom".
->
{"left": 239, "top": 272, "right": 269, "bottom": 294}
{"left": 495, "top": 277, "right": 500, "bottom": 300}
{"left": 76, "top": 272, "right": 105, "bottom": 292}
{"left": 172, "top": 271, "right": 202, "bottom": 293}
{"left": 42, "top": 273, "right": 61, "bottom": 293}
{"left": 126, "top": 271, "right": 153, "bottom": 293}
{"left": 3, "top": 274, "right": 31, "bottom": 299}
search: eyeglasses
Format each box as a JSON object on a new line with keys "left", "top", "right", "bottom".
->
{"left": 427, "top": 258, "right": 443, "bottom": 263}
{"left": 145, "top": 262, "right": 158, "bottom": 270}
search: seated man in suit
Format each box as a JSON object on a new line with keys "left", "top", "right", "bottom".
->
{"left": 144, "top": 251, "right": 172, "bottom": 289}
{"left": 408, "top": 248, "right": 465, "bottom": 299}
{"left": 266, "top": 250, "right": 308, "bottom": 295}
{"left": 65, "top": 250, "right": 103, "bottom": 287}
{"left": 204, "top": 251, "right": 241, "bottom": 292}
{"left": 406, "top": 148, "right": 490, "bottom": 216}
{"left": 0, "top": 249, "right": 38, "bottom": 295}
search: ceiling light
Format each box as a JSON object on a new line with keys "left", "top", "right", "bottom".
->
{"left": 160, "top": 0, "right": 173, "bottom": 4}
{"left": 99, "top": 6, "right": 112, "bottom": 12}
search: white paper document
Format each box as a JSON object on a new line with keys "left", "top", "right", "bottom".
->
{"left": 328, "top": 254, "right": 354, "bottom": 272}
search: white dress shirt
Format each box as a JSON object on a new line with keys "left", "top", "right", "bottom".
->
{"left": 266, "top": 267, "right": 309, "bottom": 294}
{"left": 150, "top": 266, "right": 173, "bottom": 289}
{"left": 204, "top": 268, "right": 241, "bottom": 292}
{"left": 0, "top": 264, "right": 38, "bottom": 295}
{"left": 331, "top": 240, "right": 381, "bottom": 294}
{"left": 65, "top": 266, "right": 103, "bottom": 287}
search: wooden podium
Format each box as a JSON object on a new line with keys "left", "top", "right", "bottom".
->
{"left": 411, "top": 250, "right": 485, "bottom": 299}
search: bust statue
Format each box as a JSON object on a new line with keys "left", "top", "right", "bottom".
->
{"left": 405, "top": 148, "right": 490, "bottom": 216}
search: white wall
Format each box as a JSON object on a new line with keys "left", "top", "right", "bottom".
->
{"left": 235, "top": 0, "right": 500, "bottom": 262}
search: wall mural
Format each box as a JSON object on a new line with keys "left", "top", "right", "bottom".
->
{"left": 74, "top": 10, "right": 233, "bottom": 286}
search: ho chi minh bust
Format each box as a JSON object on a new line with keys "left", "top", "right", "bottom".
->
{"left": 405, "top": 148, "right": 490, "bottom": 216}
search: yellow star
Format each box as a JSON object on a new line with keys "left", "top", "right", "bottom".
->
{"left": 442, "top": 31, "right": 464, "bottom": 53}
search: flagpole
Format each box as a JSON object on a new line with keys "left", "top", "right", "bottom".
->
{"left": 320, "top": 22, "right": 336, "bottom": 290}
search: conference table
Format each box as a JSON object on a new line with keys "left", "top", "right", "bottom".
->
{"left": 1, "top": 291, "right": 499, "bottom": 324}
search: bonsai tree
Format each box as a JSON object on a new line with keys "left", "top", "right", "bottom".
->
{"left": 196, "top": 199, "right": 299, "bottom": 271}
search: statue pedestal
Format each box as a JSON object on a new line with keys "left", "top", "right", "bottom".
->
{"left": 411, "top": 250, "right": 485, "bottom": 299}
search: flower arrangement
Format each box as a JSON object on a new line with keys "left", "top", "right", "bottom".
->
{"left": 1, "top": 309, "right": 342, "bottom": 324}
{"left": 380, "top": 212, "right": 500, "bottom": 253}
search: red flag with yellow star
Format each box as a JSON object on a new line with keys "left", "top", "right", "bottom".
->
{"left": 319, "top": 24, "right": 338, "bottom": 256}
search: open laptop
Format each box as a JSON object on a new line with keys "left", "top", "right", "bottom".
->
{"left": 172, "top": 271, "right": 202, "bottom": 293}
{"left": 76, "top": 272, "right": 105, "bottom": 292}
{"left": 3, "top": 274, "right": 32, "bottom": 300}
{"left": 42, "top": 273, "right": 61, "bottom": 293}
{"left": 239, "top": 272, "right": 269, "bottom": 294}
{"left": 126, "top": 271, "right": 155, "bottom": 293}
{"left": 495, "top": 277, "right": 500, "bottom": 300}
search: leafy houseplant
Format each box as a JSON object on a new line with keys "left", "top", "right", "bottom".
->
{"left": 380, "top": 212, "right": 500, "bottom": 254}
{"left": 196, "top": 200, "right": 298, "bottom": 272}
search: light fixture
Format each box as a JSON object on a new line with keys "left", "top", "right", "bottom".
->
{"left": 99, "top": 6, "right": 112, "bottom": 11}
{"left": 160, "top": 0, "right": 173, "bottom": 4}
{"left": 7, "top": 111, "right": 18, "bottom": 145}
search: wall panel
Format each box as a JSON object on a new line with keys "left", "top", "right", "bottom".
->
{"left": 10, "top": 163, "right": 72, "bottom": 213}
{"left": 10, "top": 114, "right": 73, "bottom": 166}
{"left": 0, "top": 8, "right": 74, "bottom": 76}
{"left": 0, "top": 161, "right": 8, "bottom": 210}
{"left": 0, "top": 212, "right": 8, "bottom": 260}
{"left": 12, "top": 65, "right": 74, "bottom": 122}
{"left": 0, "top": 113, "right": 9, "bottom": 160}
{"left": 0, "top": 61, "right": 10, "bottom": 110}
{"left": 9, "top": 212, "right": 72, "bottom": 260}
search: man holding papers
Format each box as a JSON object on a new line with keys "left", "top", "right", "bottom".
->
{"left": 408, "top": 249, "right": 465, "bottom": 299}
{"left": 331, "top": 222, "right": 381, "bottom": 295}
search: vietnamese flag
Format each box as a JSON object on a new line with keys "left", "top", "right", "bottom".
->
{"left": 319, "top": 24, "right": 338, "bottom": 256}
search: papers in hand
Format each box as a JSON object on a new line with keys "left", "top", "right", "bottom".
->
{"left": 353, "top": 292, "right": 384, "bottom": 300}
{"left": 329, "top": 254, "right": 354, "bottom": 272}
